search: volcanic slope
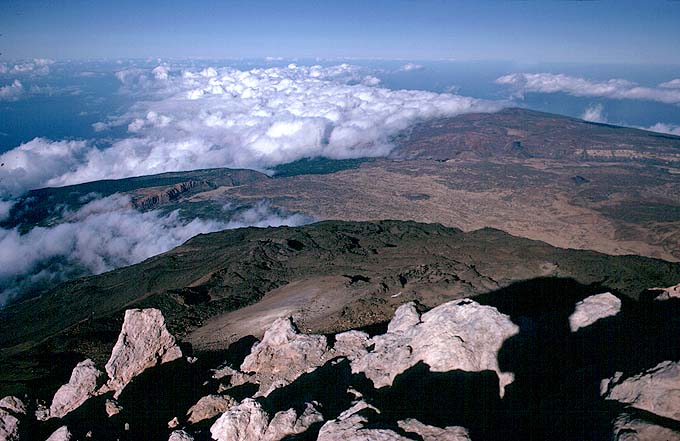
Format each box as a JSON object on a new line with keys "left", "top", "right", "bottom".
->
{"left": 1, "top": 220, "right": 679, "bottom": 398}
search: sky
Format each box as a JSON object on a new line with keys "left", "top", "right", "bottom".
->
{"left": 2, "top": 0, "right": 680, "bottom": 64}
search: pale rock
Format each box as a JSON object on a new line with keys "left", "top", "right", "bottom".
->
{"left": 612, "top": 413, "right": 680, "bottom": 441}
{"left": 168, "top": 417, "right": 180, "bottom": 428}
{"left": 0, "top": 397, "right": 26, "bottom": 415}
{"left": 104, "top": 308, "right": 182, "bottom": 398}
{"left": 169, "top": 430, "right": 195, "bottom": 441}
{"left": 46, "top": 426, "right": 72, "bottom": 441}
{"left": 351, "top": 299, "right": 519, "bottom": 397}
{"left": 210, "top": 398, "right": 269, "bottom": 441}
{"left": 210, "top": 398, "right": 322, "bottom": 441}
{"left": 264, "top": 402, "right": 324, "bottom": 440}
{"left": 387, "top": 303, "right": 421, "bottom": 333}
{"left": 333, "top": 331, "right": 371, "bottom": 361}
{"left": 649, "top": 282, "right": 680, "bottom": 301}
{"left": 105, "top": 399, "right": 122, "bottom": 417}
{"left": 212, "top": 364, "right": 239, "bottom": 380}
{"left": 603, "top": 360, "right": 680, "bottom": 421}
{"left": 186, "top": 394, "right": 236, "bottom": 424}
{"left": 48, "top": 359, "right": 104, "bottom": 419}
{"left": 240, "top": 318, "right": 328, "bottom": 395}
{"left": 0, "top": 408, "right": 20, "bottom": 441}
{"left": 569, "top": 293, "right": 621, "bottom": 332}
{"left": 317, "top": 400, "right": 411, "bottom": 441}
{"left": 398, "top": 419, "right": 471, "bottom": 441}
{"left": 35, "top": 403, "right": 50, "bottom": 421}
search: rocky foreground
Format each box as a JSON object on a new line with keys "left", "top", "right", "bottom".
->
{"left": 1, "top": 282, "right": 679, "bottom": 441}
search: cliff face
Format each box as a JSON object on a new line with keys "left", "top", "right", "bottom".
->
{"left": 130, "top": 180, "right": 211, "bottom": 210}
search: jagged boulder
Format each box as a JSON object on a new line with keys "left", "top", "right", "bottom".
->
{"left": 332, "top": 330, "right": 370, "bottom": 361}
{"left": 398, "top": 419, "right": 471, "bottom": 441}
{"left": 240, "top": 318, "right": 328, "bottom": 395}
{"left": 44, "top": 359, "right": 104, "bottom": 420}
{"left": 104, "top": 308, "right": 182, "bottom": 398}
{"left": 602, "top": 360, "right": 680, "bottom": 421}
{"left": 169, "top": 430, "right": 195, "bottom": 441}
{"left": 0, "top": 397, "right": 26, "bottom": 416}
{"left": 569, "top": 293, "right": 621, "bottom": 332}
{"left": 318, "top": 401, "right": 411, "bottom": 441}
{"left": 351, "top": 300, "right": 519, "bottom": 397}
{"left": 105, "top": 398, "right": 122, "bottom": 417}
{"left": 264, "top": 402, "right": 324, "bottom": 440}
{"left": 612, "top": 413, "right": 680, "bottom": 441}
{"left": 0, "top": 408, "right": 20, "bottom": 441}
{"left": 210, "top": 398, "right": 322, "bottom": 441}
{"left": 186, "top": 394, "right": 237, "bottom": 424}
{"left": 210, "top": 399, "right": 270, "bottom": 441}
{"left": 45, "top": 426, "right": 72, "bottom": 441}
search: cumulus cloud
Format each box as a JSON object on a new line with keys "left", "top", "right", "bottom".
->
{"left": 0, "top": 80, "right": 24, "bottom": 101}
{"left": 0, "top": 59, "right": 54, "bottom": 76}
{"left": 581, "top": 104, "right": 607, "bottom": 123}
{"left": 0, "top": 195, "right": 312, "bottom": 306}
{"left": 0, "top": 63, "right": 503, "bottom": 197}
{"left": 496, "top": 73, "right": 680, "bottom": 104}
{"left": 0, "top": 138, "right": 90, "bottom": 197}
{"left": 646, "top": 122, "right": 680, "bottom": 136}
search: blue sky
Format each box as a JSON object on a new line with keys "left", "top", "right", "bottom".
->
{"left": 2, "top": 0, "right": 680, "bottom": 63}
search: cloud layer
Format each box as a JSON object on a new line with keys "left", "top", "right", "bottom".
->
{"left": 496, "top": 73, "right": 680, "bottom": 104}
{"left": 0, "top": 195, "right": 311, "bottom": 306}
{"left": 0, "top": 63, "right": 502, "bottom": 197}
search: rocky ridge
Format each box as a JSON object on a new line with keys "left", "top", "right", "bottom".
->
{"left": 2, "top": 284, "right": 680, "bottom": 440}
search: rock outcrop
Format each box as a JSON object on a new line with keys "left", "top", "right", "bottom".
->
{"left": 43, "top": 359, "right": 104, "bottom": 420}
{"left": 104, "top": 308, "right": 182, "bottom": 398}
{"left": 0, "top": 408, "right": 20, "bottom": 441}
{"left": 648, "top": 282, "right": 680, "bottom": 301}
{"left": 210, "top": 398, "right": 322, "bottom": 441}
{"left": 210, "top": 399, "right": 270, "bottom": 441}
{"left": 318, "top": 401, "right": 411, "bottom": 441}
{"left": 351, "top": 300, "right": 519, "bottom": 397}
{"left": 105, "top": 398, "right": 122, "bottom": 417}
{"left": 0, "top": 397, "right": 25, "bottom": 416}
{"left": 0, "top": 396, "right": 25, "bottom": 441}
{"left": 186, "top": 394, "right": 236, "bottom": 424}
{"left": 240, "top": 318, "right": 329, "bottom": 395}
{"left": 568, "top": 292, "right": 621, "bottom": 332}
{"left": 398, "top": 419, "right": 472, "bottom": 441}
{"left": 168, "top": 430, "right": 195, "bottom": 441}
{"left": 612, "top": 413, "right": 680, "bottom": 441}
{"left": 45, "top": 426, "right": 72, "bottom": 441}
{"left": 602, "top": 360, "right": 680, "bottom": 421}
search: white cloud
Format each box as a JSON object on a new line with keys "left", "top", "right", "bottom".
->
{"left": 0, "top": 138, "right": 90, "bottom": 198}
{"left": 496, "top": 73, "right": 680, "bottom": 104}
{"left": 0, "top": 200, "right": 14, "bottom": 222}
{"left": 400, "top": 63, "right": 424, "bottom": 72}
{"left": 659, "top": 79, "right": 680, "bottom": 89}
{"left": 581, "top": 104, "right": 607, "bottom": 123}
{"left": 645, "top": 122, "right": 680, "bottom": 136}
{"left": 0, "top": 63, "right": 503, "bottom": 197}
{"left": 0, "top": 80, "right": 24, "bottom": 101}
{"left": 0, "top": 195, "right": 311, "bottom": 306}
{"left": 0, "top": 59, "right": 54, "bottom": 77}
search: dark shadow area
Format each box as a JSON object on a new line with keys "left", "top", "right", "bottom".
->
{"left": 474, "top": 277, "right": 680, "bottom": 441}
{"left": 372, "top": 362, "right": 503, "bottom": 439}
